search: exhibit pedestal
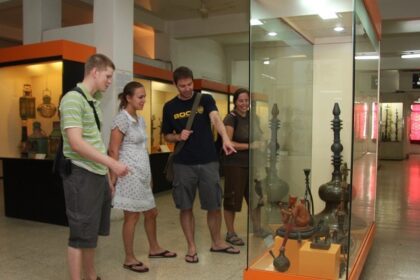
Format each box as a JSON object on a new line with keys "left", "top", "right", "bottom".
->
{"left": 299, "top": 242, "right": 340, "bottom": 280}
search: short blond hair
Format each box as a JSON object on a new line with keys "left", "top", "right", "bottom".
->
{"left": 84, "top": 53, "right": 115, "bottom": 76}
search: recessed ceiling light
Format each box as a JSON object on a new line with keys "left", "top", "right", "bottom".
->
{"left": 268, "top": 32, "right": 277, "bottom": 36}
{"left": 334, "top": 26, "right": 344, "bottom": 32}
{"left": 263, "top": 60, "right": 270, "bottom": 65}
{"left": 319, "top": 11, "right": 338, "bottom": 20}
{"left": 355, "top": 55, "right": 379, "bottom": 60}
{"left": 250, "top": 18, "right": 263, "bottom": 26}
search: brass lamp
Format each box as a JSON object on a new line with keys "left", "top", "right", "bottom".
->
{"left": 19, "top": 84, "right": 36, "bottom": 120}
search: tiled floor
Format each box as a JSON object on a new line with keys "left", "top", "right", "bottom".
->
{"left": 1, "top": 156, "right": 420, "bottom": 279}
{"left": 359, "top": 155, "right": 420, "bottom": 279}
{"left": 0, "top": 183, "right": 247, "bottom": 280}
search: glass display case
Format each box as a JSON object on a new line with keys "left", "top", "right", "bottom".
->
{"left": 0, "top": 40, "right": 95, "bottom": 226}
{"left": 245, "top": 0, "right": 379, "bottom": 279}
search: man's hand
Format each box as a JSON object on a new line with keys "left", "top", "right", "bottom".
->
{"left": 110, "top": 160, "right": 129, "bottom": 177}
{"left": 108, "top": 181, "right": 116, "bottom": 197}
{"left": 222, "top": 138, "right": 237, "bottom": 155}
{"left": 179, "top": 129, "right": 193, "bottom": 141}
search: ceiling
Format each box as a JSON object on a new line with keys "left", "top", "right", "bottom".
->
{"left": 0, "top": 0, "right": 419, "bottom": 59}
{"left": 134, "top": 0, "right": 247, "bottom": 20}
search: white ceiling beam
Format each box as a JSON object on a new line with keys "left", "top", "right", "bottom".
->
{"left": 383, "top": 20, "right": 420, "bottom": 35}
{"left": 170, "top": 13, "right": 248, "bottom": 39}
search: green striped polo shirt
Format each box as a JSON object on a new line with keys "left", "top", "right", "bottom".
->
{"left": 59, "top": 83, "right": 108, "bottom": 175}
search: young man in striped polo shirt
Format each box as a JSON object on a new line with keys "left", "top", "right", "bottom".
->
{"left": 60, "top": 54, "right": 129, "bottom": 280}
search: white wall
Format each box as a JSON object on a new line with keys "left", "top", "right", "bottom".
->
{"left": 43, "top": 24, "right": 94, "bottom": 46}
{"left": 225, "top": 44, "right": 249, "bottom": 87}
{"left": 312, "top": 42, "right": 353, "bottom": 213}
{"left": 170, "top": 38, "right": 227, "bottom": 83}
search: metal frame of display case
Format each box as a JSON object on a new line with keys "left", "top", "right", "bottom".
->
{"left": 0, "top": 40, "right": 96, "bottom": 226}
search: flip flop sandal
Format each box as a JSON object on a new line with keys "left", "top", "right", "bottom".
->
{"left": 149, "top": 250, "right": 177, "bottom": 258}
{"left": 226, "top": 233, "right": 245, "bottom": 246}
{"left": 123, "top": 263, "right": 149, "bottom": 273}
{"left": 210, "top": 245, "right": 240, "bottom": 254}
{"left": 185, "top": 253, "right": 199, "bottom": 263}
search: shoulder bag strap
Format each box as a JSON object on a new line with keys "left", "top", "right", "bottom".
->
{"left": 72, "top": 87, "right": 101, "bottom": 131}
{"left": 173, "top": 92, "right": 202, "bottom": 155}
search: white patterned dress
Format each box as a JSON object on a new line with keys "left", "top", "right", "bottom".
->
{"left": 112, "top": 110, "right": 156, "bottom": 212}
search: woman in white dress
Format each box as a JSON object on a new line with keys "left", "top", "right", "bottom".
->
{"left": 109, "top": 81, "right": 176, "bottom": 273}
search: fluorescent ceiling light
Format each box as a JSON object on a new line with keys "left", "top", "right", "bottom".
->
{"left": 334, "top": 26, "right": 344, "bottom": 32}
{"left": 355, "top": 55, "right": 379, "bottom": 60}
{"left": 263, "top": 60, "right": 270, "bottom": 65}
{"left": 250, "top": 18, "right": 263, "bottom": 26}
{"left": 319, "top": 11, "right": 338, "bottom": 20}
{"left": 401, "top": 53, "right": 420, "bottom": 59}
{"left": 268, "top": 32, "right": 277, "bottom": 36}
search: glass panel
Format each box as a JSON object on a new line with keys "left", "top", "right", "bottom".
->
{"left": 350, "top": 0, "right": 379, "bottom": 275}
{"left": 249, "top": 0, "right": 315, "bottom": 273}
{"left": 249, "top": 1, "right": 362, "bottom": 279}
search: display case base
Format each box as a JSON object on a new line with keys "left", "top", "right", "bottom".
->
{"left": 244, "top": 223, "right": 376, "bottom": 280}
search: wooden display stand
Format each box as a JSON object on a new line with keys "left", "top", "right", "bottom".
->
{"left": 299, "top": 242, "right": 340, "bottom": 280}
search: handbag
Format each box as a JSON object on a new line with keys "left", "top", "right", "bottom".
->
{"left": 164, "top": 92, "right": 202, "bottom": 182}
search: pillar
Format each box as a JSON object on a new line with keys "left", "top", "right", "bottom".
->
{"left": 93, "top": 0, "right": 134, "bottom": 146}
{"left": 23, "top": 0, "right": 61, "bottom": 44}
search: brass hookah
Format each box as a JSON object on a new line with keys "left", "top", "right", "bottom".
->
{"left": 315, "top": 103, "right": 350, "bottom": 231}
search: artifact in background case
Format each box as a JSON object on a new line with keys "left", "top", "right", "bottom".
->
{"left": 28, "top": 121, "right": 48, "bottom": 158}
{"left": 310, "top": 219, "right": 331, "bottom": 250}
{"left": 315, "top": 103, "right": 350, "bottom": 231}
{"left": 19, "top": 84, "right": 36, "bottom": 157}
{"left": 19, "top": 84, "right": 36, "bottom": 120}
{"left": 37, "top": 88, "right": 57, "bottom": 118}
{"left": 48, "top": 121, "right": 61, "bottom": 158}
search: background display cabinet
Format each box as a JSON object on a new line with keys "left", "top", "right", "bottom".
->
{"left": 378, "top": 102, "right": 406, "bottom": 160}
{"left": 0, "top": 40, "right": 95, "bottom": 225}
{"left": 245, "top": 0, "right": 379, "bottom": 279}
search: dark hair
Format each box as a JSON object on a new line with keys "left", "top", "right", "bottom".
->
{"left": 84, "top": 53, "right": 115, "bottom": 76}
{"left": 173, "top": 66, "right": 194, "bottom": 84}
{"left": 118, "top": 81, "right": 144, "bottom": 110}
{"left": 233, "top": 88, "right": 250, "bottom": 108}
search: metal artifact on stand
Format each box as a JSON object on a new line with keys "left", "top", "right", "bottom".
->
{"left": 266, "top": 103, "right": 289, "bottom": 214}
{"left": 303, "top": 169, "right": 315, "bottom": 219}
{"left": 314, "top": 103, "right": 350, "bottom": 231}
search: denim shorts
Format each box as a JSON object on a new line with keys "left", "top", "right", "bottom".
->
{"left": 172, "top": 161, "right": 221, "bottom": 211}
{"left": 62, "top": 164, "right": 111, "bottom": 248}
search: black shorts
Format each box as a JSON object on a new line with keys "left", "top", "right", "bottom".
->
{"left": 62, "top": 164, "right": 111, "bottom": 248}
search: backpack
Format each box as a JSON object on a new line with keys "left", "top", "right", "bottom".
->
{"left": 52, "top": 87, "right": 101, "bottom": 176}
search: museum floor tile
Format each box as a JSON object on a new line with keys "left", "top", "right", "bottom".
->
{"left": 0, "top": 156, "right": 419, "bottom": 279}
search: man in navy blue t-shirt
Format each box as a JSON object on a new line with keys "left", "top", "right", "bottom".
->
{"left": 162, "top": 66, "right": 240, "bottom": 263}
